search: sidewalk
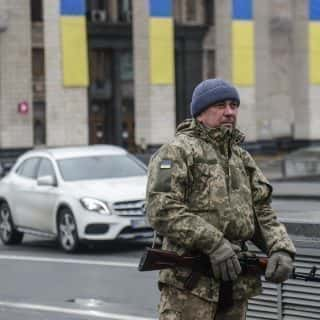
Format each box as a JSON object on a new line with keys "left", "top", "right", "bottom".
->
{"left": 271, "top": 180, "right": 320, "bottom": 243}
{"left": 255, "top": 154, "right": 320, "bottom": 200}
{"left": 253, "top": 155, "right": 320, "bottom": 242}
{"left": 272, "top": 181, "right": 320, "bottom": 200}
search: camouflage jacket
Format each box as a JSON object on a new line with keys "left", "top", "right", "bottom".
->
{"left": 146, "top": 118, "right": 296, "bottom": 302}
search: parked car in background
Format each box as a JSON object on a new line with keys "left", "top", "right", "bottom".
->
{"left": 0, "top": 145, "right": 152, "bottom": 252}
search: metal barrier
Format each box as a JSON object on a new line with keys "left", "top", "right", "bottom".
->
{"left": 247, "top": 246, "right": 320, "bottom": 320}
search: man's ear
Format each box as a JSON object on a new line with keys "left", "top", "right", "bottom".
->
{"left": 196, "top": 114, "right": 203, "bottom": 122}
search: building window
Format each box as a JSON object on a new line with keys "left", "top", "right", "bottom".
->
{"left": 88, "top": 0, "right": 109, "bottom": 10}
{"left": 121, "top": 99, "right": 135, "bottom": 151}
{"left": 120, "top": 52, "right": 133, "bottom": 81}
{"left": 186, "top": 0, "right": 197, "bottom": 22}
{"left": 87, "top": 0, "right": 109, "bottom": 23}
{"left": 118, "top": 0, "right": 132, "bottom": 23}
{"left": 205, "top": 0, "right": 214, "bottom": 25}
{"left": 87, "top": 0, "right": 132, "bottom": 23}
{"left": 32, "top": 48, "right": 45, "bottom": 102}
{"left": 31, "top": 0, "right": 43, "bottom": 22}
{"left": 89, "top": 102, "right": 110, "bottom": 145}
{"left": 32, "top": 48, "right": 46, "bottom": 145}
{"left": 206, "top": 50, "right": 215, "bottom": 79}
{"left": 89, "top": 49, "right": 112, "bottom": 98}
{"left": 89, "top": 49, "right": 112, "bottom": 85}
{"left": 173, "top": 0, "right": 182, "bottom": 24}
{"left": 33, "top": 103, "right": 46, "bottom": 146}
{"left": 32, "top": 48, "right": 45, "bottom": 80}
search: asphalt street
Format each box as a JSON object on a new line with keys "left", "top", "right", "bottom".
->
{"left": 0, "top": 238, "right": 158, "bottom": 320}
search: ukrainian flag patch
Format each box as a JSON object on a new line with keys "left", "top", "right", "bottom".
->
{"left": 160, "top": 159, "right": 172, "bottom": 169}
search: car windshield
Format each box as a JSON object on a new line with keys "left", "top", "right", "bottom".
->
{"left": 57, "top": 155, "right": 146, "bottom": 181}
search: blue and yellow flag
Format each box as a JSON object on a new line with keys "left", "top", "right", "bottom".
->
{"left": 309, "top": 0, "right": 320, "bottom": 84}
{"left": 232, "top": 0, "right": 255, "bottom": 86}
{"left": 149, "top": 0, "right": 174, "bottom": 85}
{"left": 60, "top": 0, "right": 89, "bottom": 87}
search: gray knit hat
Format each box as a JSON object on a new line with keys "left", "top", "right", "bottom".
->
{"left": 190, "top": 78, "right": 240, "bottom": 117}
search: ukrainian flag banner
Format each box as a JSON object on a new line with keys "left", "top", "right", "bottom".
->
{"left": 149, "top": 0, "right": 174, "bottom": 85}
{"left": 60, "top": 0, "right": 89, "bottom": 87}
{"left": 309, "top": 0, "right": 320, "bottom": 84}
{"left": 232, "top": 0, "right": 255, "bottom": 86}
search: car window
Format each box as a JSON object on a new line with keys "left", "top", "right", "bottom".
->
{"left": 16, "top": 157, "right": 40, "bottom": 179}
{"left": 38, "top": 158, "right": 56, "bottom": 178}
{"left": 57, "top": 154, "right": 147, "bottom": 181}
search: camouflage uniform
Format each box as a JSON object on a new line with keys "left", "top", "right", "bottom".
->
{"left": 159, "top": 285, "right": 247, "bottom": 320}
{"left": 146, "top": 118, "right": 296, "bottom": 319}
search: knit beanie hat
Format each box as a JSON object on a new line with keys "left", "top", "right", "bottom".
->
{"left": 190, "top": 78, "right": 240, "bottom": 117}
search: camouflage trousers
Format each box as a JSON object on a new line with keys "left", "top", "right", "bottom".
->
{"left": 158, "top": 285, "right": 247, "bottom": 320}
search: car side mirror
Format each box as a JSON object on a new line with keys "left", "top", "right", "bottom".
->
{"left": 37, "top": 175, "right": 56, "bottom": 187}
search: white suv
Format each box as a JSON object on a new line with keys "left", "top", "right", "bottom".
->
{"left": 0, "top": 145, "right": 152, "bottom": 252}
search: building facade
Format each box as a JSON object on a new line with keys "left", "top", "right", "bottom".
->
{"left": 0, "top": 0, "right": 319, "bottom": 158}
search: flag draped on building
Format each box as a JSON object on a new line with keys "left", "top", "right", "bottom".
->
{"left": 232, "top": 0, "right": 255, "bottom": 86}
{"left": 60, "top": 0, "right": 89, "bottom": 87}
{"left": 149, "top": 0, "right": 174, "bottom": 84}
{"left": 309, "top": 0, "right": 320, "bottom": 84}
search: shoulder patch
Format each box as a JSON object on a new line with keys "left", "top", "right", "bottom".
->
{"left": 160, "top": 159, "right": 172, "bottom": 169}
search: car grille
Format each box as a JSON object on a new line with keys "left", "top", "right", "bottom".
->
{"left": 112, "top": 200, "right": 146, "bottom": 216}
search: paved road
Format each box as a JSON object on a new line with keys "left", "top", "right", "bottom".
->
{"left": 0, "top": 238, "right": 158, "bottom": 320}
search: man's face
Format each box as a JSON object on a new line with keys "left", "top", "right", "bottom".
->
{"left": 196, "top": 99, "right": 239, "bottom": 129}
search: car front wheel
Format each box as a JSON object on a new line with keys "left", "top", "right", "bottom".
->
{"left": 57, "top": 208, "right": 79, "bottom": 253}
{"left": 0, "top": 202, "right": 24, "bottom": 245}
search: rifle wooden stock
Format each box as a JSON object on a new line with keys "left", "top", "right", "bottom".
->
{"left": 138, "top": 247, "right": 268, "bottom": 278}
{"left": 139, "top": 248, "right": 320, "bottom": 285}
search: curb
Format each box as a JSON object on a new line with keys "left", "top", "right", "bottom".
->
{"left": 273, "top": 194, "right": 320, "bottom": 201}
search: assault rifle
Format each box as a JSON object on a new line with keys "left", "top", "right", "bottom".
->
{"left": 138, "top": 247, "right": 320, "bottom": 287}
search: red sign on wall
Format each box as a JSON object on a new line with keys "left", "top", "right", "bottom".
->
{"left": 18, "top": 101, "right": 29, "bottom": 114}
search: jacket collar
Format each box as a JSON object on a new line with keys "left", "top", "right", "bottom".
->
{"left": 189, "top": 118, "right": 245, "bottom": 147}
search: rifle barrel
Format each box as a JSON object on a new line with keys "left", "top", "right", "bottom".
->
{"left": 291, "top": 266, "right": 320, "bottom": 282}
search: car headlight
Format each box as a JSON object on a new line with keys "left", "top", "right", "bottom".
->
{"left": 80, "top": 197, "right": 111, "bottom": 215}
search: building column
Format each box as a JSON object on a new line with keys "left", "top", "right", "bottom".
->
{"left": 43, "top": 0, "right": 89, "bottom": 147}
{"left": 291, "top": 0, "right": 320, "bottom": 144}
{"left": 0, "top": 0, "right": 8, "bottom": 32}
{"left": 0, "top": 0, "right": 33, "bottom": 148}
{"left": 291, "top": 0, "right": 309, "bottom": 142}
{"left": 133, "top": 0, "right": 150, "bottom": 149}
{"left": 232, "top": 0, "right": 257, "bottom": 142}
{"left": 215, "top": 0, "right": 232, "bottom": 80}
{"left": 215, "top": 0, "right": 257, "bottom": 142}
{"left": 255, "top": 0, "right": 272, "bottom": 140}
{"left": 255, "top": 0, "right": 293, "bottom": 142}
{"left": 133, "top": 0, "right": 175, "bottom": 149}
{"left": 269, "top": 0, "right": 295, "bottom": 139}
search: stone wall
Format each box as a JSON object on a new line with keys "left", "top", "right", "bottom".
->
{"left": 43, "top": 0, "right": 88, "bottom": 146}
{"left": 0, "top": 0, "right": 33, "bottom": 148}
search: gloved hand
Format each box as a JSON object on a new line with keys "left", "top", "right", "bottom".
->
{"left": 208, "top": 239, "right": 242, "bottom": 282}
{"left": 265, "top": 251, "right": 293, "bottom": 283}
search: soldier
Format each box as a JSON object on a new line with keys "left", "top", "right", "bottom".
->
{"left": 146, "top": 78, "right": 296, "bottom": 320}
